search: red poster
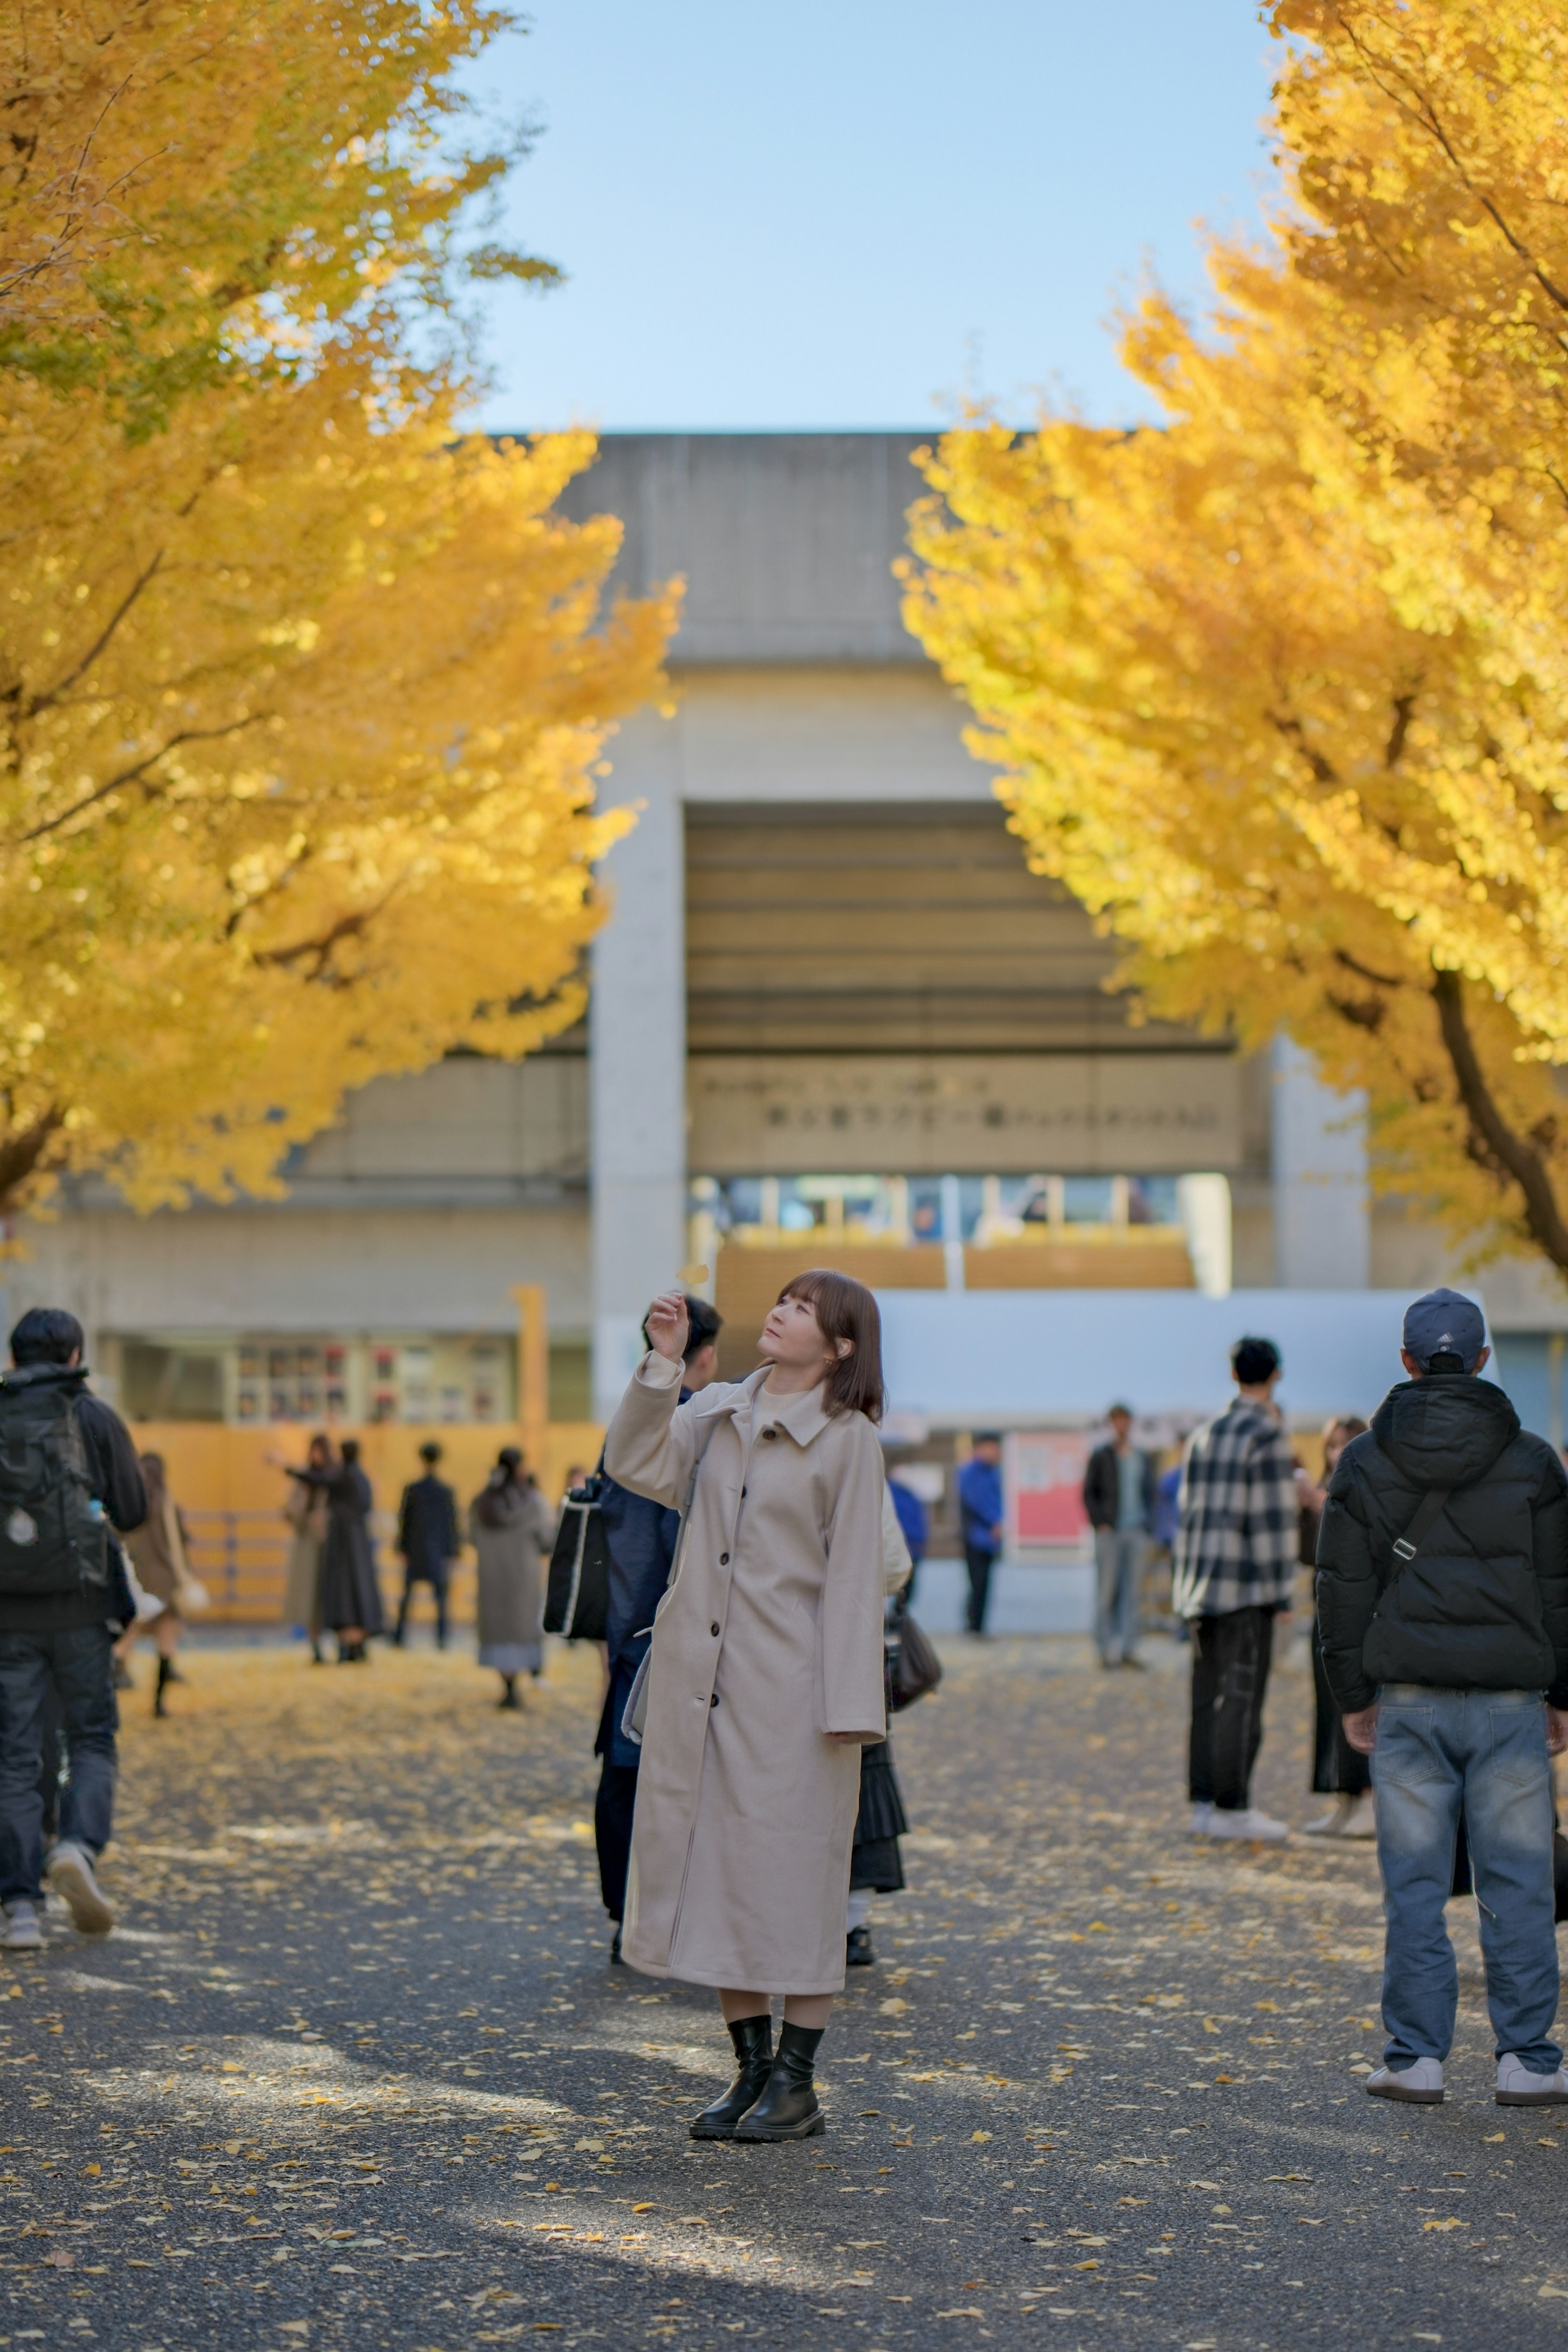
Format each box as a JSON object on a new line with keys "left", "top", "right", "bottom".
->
{"left": 1008, "top": 1432, "right": 1090, "bottom": 1546}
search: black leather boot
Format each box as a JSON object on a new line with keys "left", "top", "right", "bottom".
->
{"left": 154, "top": 1657, "right": 174, "bottom": 1719}
{"left": 734, "top": 2021, "right": 825, "bottom": 2140}
{"left": 689, "top": 2015, "right": 774, "bottom": 2140}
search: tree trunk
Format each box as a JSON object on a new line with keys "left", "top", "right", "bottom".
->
{"left": 1431, "top": 967, "right": 1568, "bottom": 1277}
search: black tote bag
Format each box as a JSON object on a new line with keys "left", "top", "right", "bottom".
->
{"left": 544, "top": 1472, "right": 612, "bottom": 1641}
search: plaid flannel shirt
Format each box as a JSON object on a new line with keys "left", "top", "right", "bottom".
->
{"left": 1170, "top": 1398, "right": 1298, "bottom": 1620}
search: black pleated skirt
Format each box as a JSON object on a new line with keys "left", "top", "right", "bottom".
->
{"left": 851, "top": 1739, "right": 908, "bottom": 1892}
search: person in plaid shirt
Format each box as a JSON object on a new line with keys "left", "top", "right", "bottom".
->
{"left": 1172, "top": 1335, "right": 1298, "bottom": 1841}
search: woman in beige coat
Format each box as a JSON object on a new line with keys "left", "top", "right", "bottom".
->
{"left": 469, "top": 1447, "right": 554, "bottom": 1709}
{"left": 604, "top": 1268, "right": 887, "bottom": 2144}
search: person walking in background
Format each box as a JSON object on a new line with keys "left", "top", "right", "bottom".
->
{"left": 282, "top": 1432, "right": 334, "bottom": 1661}
{"left": 957, "top": 1435, "right": 1004, "bottom": 1636}
{"left": 1083, "top": 1403, "right": 1155, "bottom": 1670}
{"left": 885, "top": 1466, "right": 929, "bottom": 1607}
{"left": 1319, "top": 1289, "right": 1568, "bottom": 2108}
{"left": 596, "top": 1297, "right": 723, "bottom": 1960}
{"left": 120, "top": 1452, "right": 198, "bottom": 1717}
{"left": 0, "top": 1308, "right": 145, "bottom": 1950}
{"left": 470, "top": 1447, "right": 554, "bottom": 1709}
{"left": 606, "top": 1271, "right": 888, "bottom": 2144}
{"left": 1173, "top": 1336, "right": 1298, "bottom": 1843}
{"left": 1297, "top": 1415, "right": 1372, "bottom": 1837}
{"left": 393, "top": 1441, "right": 460, "bottom": 1650}
{"left": 277, "top": 1436, "right": 383, "bottom": 1662}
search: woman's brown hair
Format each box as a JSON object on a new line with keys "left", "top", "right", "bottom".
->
{"left": 775, "top": 1269, "right": 884, "bottom": 1422}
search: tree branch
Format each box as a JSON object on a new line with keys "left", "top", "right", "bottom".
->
{"left": 1267, "top": 708, "right": 1340, "bottom": 785}
{"left": 23, "top": 549, "right": 164, "bottom": 718}
{"left": 1431, "top": 965, "right": 1568, "bottom": 1274}
{"left": 1337, "top": 25, "right": 1568, "bottom": 318}
{"left": 251, "top": 890, "right": 399, "bottom": 983}
{"left": 1334, "top": 946, "right": 1408, "bottom": 991}
{"left": 17, "top": 713, "right": 264, "bottom": 843}
{"left": 0, "top": 1107, "right": 66, "bottom": 1217}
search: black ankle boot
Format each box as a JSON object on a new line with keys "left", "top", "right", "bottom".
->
{"left": 689, "top": 2015, "right": 774, "bottom": 2140}
{"left": 154, "top": 1656, "right": 174, "bottom": 1718}
{"left": 734, "top": 2020, "right": 825, "bottom": 2140}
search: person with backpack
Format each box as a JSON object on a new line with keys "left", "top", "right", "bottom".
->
{"left": 0, "top": 1307, "right": 146, "bottom": 1950}
{"left": 1318, "top": 1289, "right": 1568, "bottom": 2108}
{"left": 594, "top": 1295, "right": 723, "bottom": 1962}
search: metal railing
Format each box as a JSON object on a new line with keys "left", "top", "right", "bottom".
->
{"left": 180, "top": 1510, "right": 290, "bottom": 1621}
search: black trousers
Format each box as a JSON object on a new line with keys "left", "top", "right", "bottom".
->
{"left": 964, "top": 1544, "right": 996, "bottom": 1633}
{"left": 1188, "top": 1605, "right": 1276, "bottom": 1811}
{"left": 595, "top": 1760, "right": 639, "bottom": 1922}
{"left": 1310, "top": 1615, "right": 1371, "bottom": 1796}
{"left": 394, "top": 1573, "right": 448, "bottom": 1648}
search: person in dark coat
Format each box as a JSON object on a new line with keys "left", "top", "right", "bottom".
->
{"left": 1317, "top": 1288, "right": 1568, "bottom": 2109}
{"left": 280, "top": 1437, "right": 383, "bottom": 1661}
{"left": 393, "top": 1442, "right": 460, "bottom": 1649}
{"left": 1082, "top": 1404, "right": 1158, "bottom": 1669}
{"left": 594, "top": 1295, "right": 722, "bottom": 1963}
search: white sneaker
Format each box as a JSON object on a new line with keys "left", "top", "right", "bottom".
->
{"left": 1303, "top": 1797, "right": 1351, "bottom": 1837}
{"left": 0, "top": 1901, "right": 42, "bottom": 1952}
{"left": 1497, "top": 2054, "right": 1568, "bottom": 2106}
{"left": 1367, "top": 2057, "right": 1444, "bottom": 2105}
{"left": 46, "top": 1842, "right": 113, "bottom": 1935}
{"left": 1188, "top": 1802, "right": 1215, "bottom": 1834}
{"left": 1339, "top": 1791, "right": 1377, "bottom": 1839}
{"left": 1204, "top": 1807, "right": 1289, "bottom": 1842}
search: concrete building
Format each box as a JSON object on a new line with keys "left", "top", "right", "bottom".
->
{"left": 8, "top": 433, "right": 1568, "bottom": 1447}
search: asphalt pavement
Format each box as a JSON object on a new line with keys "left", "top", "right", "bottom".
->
{"left": 2, "top": 1630, "right": 1564, "bottom": 2352}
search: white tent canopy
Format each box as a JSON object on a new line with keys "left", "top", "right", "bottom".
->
{"left": 875, "top": 1286, "right": 1494, "bottom": 1430}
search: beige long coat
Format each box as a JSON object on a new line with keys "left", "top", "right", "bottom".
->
{"left": 605, "top": 1353, "right": 887, "bottom": 1995}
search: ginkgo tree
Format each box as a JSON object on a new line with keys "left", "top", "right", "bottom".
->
{"left": 903, "top": 0, "right": 1568, "bottom": 1278}
{"left": 0, "top": 0, "right": 673, "bottom": 1222}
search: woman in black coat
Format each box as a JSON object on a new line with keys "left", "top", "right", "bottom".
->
{"left": 280, "top": 1438, "right": 384, "bottom": 1661}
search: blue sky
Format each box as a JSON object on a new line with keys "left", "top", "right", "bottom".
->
{"left": 460, "top": 1, "right": 1281, "bottom": 435}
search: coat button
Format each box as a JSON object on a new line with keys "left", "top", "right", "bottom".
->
{"left": 719, "top": 1552, "right": 730, "bottom": 1565}
{"left": 762, "top": 1428, "right": 777, "bottom": 1440}
{"left": 710, "top": 1693, "right": 719, "bottom": 1708}
{"left": 710, "top": 1622, "right": 720, "bottom": 1636}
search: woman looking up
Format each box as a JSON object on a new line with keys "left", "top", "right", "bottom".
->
{"left": 604, "top": 1269, "right": 888, "bottom": 2144}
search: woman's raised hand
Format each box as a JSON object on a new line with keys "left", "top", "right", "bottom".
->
{"left": 645, "top": 1291, "right": 691, "bottom": 1364}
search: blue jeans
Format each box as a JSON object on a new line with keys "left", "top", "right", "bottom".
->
{"left": 1094, "top": 1529, "right": 1145, "bottom": 1663}
{"left": 0, "top": 1625, "right": 118, "bottom": 1906}
{"left": 1373, "top": 1683, "right": 1560, "bottom": 2073}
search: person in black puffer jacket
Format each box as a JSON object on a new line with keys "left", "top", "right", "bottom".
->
{"left": 1317, "top": 1288, "right": 1568, "bottom": 2112}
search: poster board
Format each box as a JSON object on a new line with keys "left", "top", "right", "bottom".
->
{"left": 1005, "top": 1430, "right": 1091, "bottom": 1557}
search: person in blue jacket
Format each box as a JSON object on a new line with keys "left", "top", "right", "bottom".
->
{"left": 886, "top": 1472, "right": 929, "bottom": 1605}
{"left": 956, "top": 1435, "right": 1004, "bottom": 1635}
{"left": 594, "top": 1294, "right": 723, "bottom": 1963}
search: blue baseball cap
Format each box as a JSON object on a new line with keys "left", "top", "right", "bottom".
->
{"left": 1402, "top": 1287, "right": 1486, "bottom": 1371}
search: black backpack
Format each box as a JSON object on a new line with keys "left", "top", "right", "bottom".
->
{"left": 0, "top": 1365, "right": 110, "bottom": 1598}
